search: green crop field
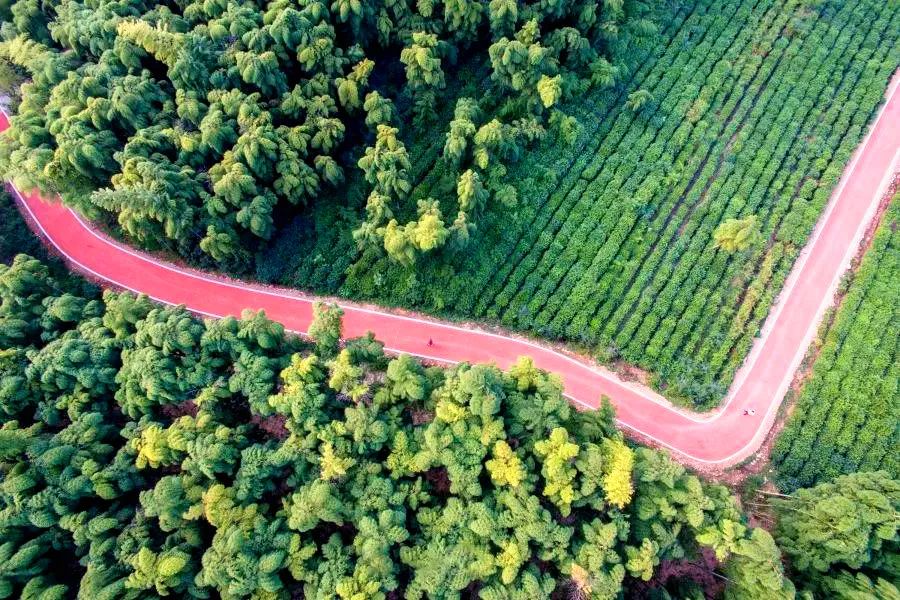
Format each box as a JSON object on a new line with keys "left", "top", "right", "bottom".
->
{"left": 771, "top": 197, "right": 899, "bottom": 492}
{"left": 268, "top": 0, "right": 900, "bottom": 408}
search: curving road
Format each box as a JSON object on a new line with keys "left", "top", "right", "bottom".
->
{"left": 3, "top": 71, "right": 898, "bottom": 468}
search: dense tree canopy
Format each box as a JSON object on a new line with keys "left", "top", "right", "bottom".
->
{"left": 772, "top": 471, "right": 900, "bottom": 598}
{"left": 0, "top": 252, "right": 799, "bottom": 599}
{"left": 0, "top": 0, "right": 656, "bottom": 268}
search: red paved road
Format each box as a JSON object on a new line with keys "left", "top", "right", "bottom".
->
{"left": 3, "top": 71, "right": 898, "bottom": 467}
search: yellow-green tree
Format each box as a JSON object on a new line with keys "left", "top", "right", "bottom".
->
{"left": 714, "top": 215, "right": 759, "bottom": 252}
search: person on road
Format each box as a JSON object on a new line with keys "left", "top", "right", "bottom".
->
{"left": 427, "top": 338, "right": 433, "bottom": 347}
{"left": 743, "top": 408, "right": 756, "bottom": 416}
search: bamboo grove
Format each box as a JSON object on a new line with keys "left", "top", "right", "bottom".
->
{"left": 0, "top": 0, "right": 656, "bottom": 268}
{"left": 0, "top": 250, "right": 803, "bottom": 599}
{"left": 772, "top": 197, "right": 899, "bottom": 491}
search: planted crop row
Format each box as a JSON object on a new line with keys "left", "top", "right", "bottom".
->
{"left": 480, "top": 0, "right": 742, "bottom": 307}
{"left": 495, "top": 0, "right": 777, "bottom": 335}
{"left": 470, "top": 0, "right": 900, "bottom": 407}
{"left": 771, "top": 198, "right": 899, "bottom": 491}
{"left": 468, "top": 0, "right": 899, "bottom": 407}
{"left": 673, "top": 4, "right": 900, "bottom": 388}
{"left": 539, "top": 0, "right": 803, "bottom": 348}
{"left": 278, "top": 0, "right": 900, "bottom": 409}
{"left": 608, "top": 0, "right": 900, "bottom": 405}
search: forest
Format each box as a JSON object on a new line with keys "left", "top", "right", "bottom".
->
{"left": 0, "top": 0, "right": 656, "bottom": 269}
{"left": 1, "top": 240, "right": 897, "bottom": 599}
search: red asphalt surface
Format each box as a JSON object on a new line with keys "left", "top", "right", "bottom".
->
{"left": 2, "top": 71, "right": 898, "bottom": 467}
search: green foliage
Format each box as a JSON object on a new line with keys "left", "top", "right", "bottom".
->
{"left": 730, "top": 470, "right": 900, "bottom": 599}
{"left": 400, "top": 31, "right": 445, "bottom": 123}
{"left": 819, "top": 571, "right": 900, "bottom": 600}
{"left": 774, "top": 471, "right": 899, "bottom": 576}
{"left": 713, "top": 215, "right": 759, "bottom": 253}
{"left": 723, "top": 529, "right": 795, "bottom": 600}
{"left": 485, "top": 439, "right": 525, "bottom": 487}
{"left": 0, "top": 189, "right": 43, "bottom": 264}
{"left": 1, "top": 253, "right": 784, "bottom": 599}
{"left": 772, "top": 199, "right": 899, "bottom": 489}
{"left": 308, "top": 301, "right": 343, "bottom": 359}
{"left": 0, "top": 0, "right": 656, "bottom": 269}
{"left": 533, "top": 427, "right": 580, "bottom": 515}
{"left": 626, "top": 88, "right": 654, "bottom": 112}
{"left": 279, "top": 0, "right": 900, "bottom": 411}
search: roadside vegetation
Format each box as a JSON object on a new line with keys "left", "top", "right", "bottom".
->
{"left": 0, "top": 188, "right": 44, "bottom": 263}
{"left": 0, "top": 0, "right": 657, "bottom": 269}
{"left": 270, "top": 0, "right": 900, "bottom": 408}
{"left": 771, "top": 196, "right": 899, "bottom": 491}
{"left": 0, "top": 252, "right": 800, "bottom": 599}
{"left": 0, "top": 0, "right": 899, "bottom": 596}
{"left": 2, "top": 251, "right": 897, "bottom": 598}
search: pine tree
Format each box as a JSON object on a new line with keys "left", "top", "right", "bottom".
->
{"left": 534, "top": 427, "right": 579, "bottom": 515}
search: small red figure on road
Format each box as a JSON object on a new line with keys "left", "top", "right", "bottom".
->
{"left": 427, "top": 338, "right": 433, "bottom": 347}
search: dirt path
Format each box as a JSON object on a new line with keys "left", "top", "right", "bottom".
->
{"left": 3, "top": 70, "right": 898, "bottom": 470}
